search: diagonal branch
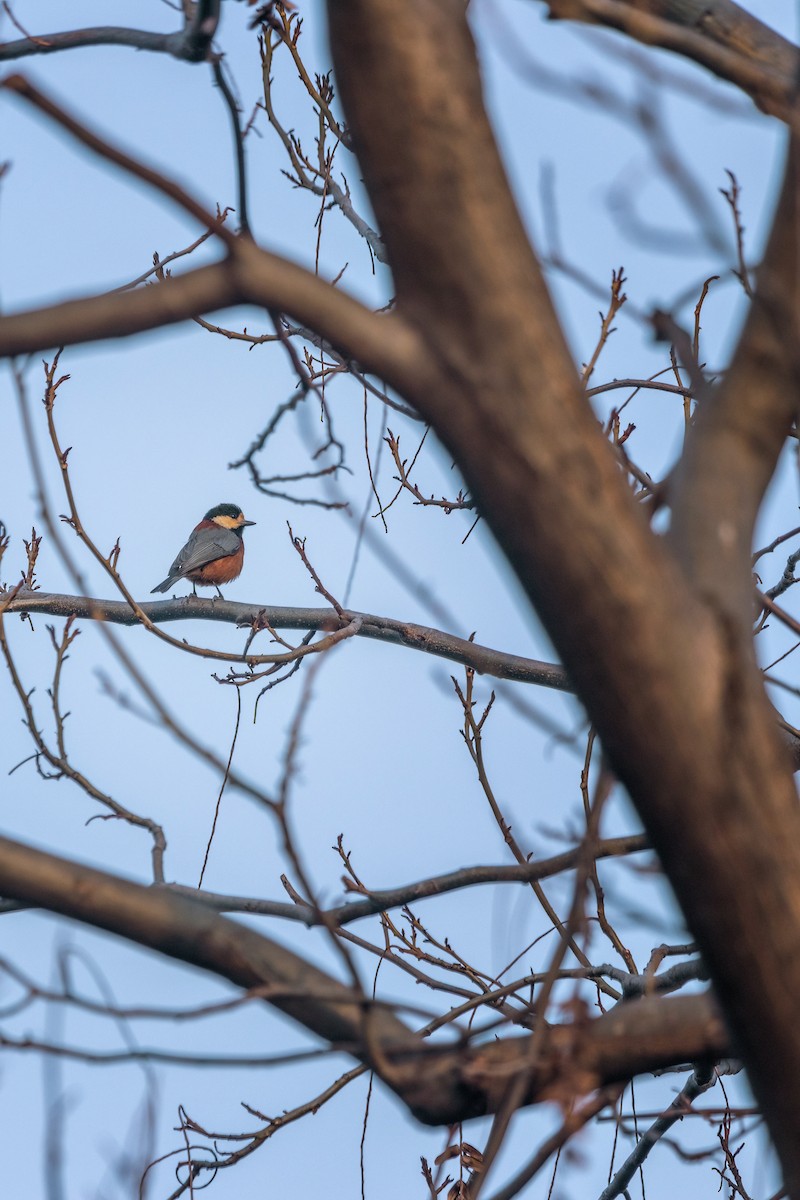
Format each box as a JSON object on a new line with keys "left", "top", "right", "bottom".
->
{"left": 0, "top": 260, "right": 240, "bottom": 355}
{"left": 670, "top": 139, "right": 800, "bottom": 622}
{"left": 326, "top": 2, "right": 800, "bottom": 1187}
{"left": 1, "top": 74, "right": 235, "bottom": 246}
{"left": 0, "top": 833, "right": 732, "bottom": 1124}
{"left": 0, "top": 834, "right": 409, "bottom": 1051}
{"left": 545, "top": 0, "right": 800, "bottom": 123}
{"left": 0, "top": 75, "right": 425, "bottom": 390}
{"left": 0, "top": 253, "right": 420, "bottom": 389}
{"left": 165, "top": 833, "right": 650, "bottom": 925}
{"left": 597, "top": 1063, "right": 720, "bottom": 1200}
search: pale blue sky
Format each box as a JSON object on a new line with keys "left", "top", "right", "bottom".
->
{"left": 0, "top": 2, "right": 795, "bottom": 1197}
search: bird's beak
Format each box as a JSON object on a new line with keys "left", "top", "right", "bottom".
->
{"left": 242, "top": 519, "right": 256, "bottom": 526}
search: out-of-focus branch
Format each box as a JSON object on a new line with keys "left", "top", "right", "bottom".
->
{"left": 0, "top": 75, "right": 425, "bottom": 392}
{"left": 0, "top": 590, "right": 572, "bottom": 691}
{"left": 0, "top": 835, "right": 426, "bottom": 1084}
{"left": 546, "top": 0, "right": 800, "bottom": 123}
{"left": 326, "top": 1, "right": 800, "bottom": 1186}
{"left": 0, "top": 0, "right": 220, "bottom": 62}
{"left": 670, "top": 140, "right": 800, "bottom": 621}
{"left": 0, "top": 260, "right": 240, "bottom": 353}
{"left": 0, "top": 243, "right": 420, "bottom": 386}
{"left": 0, "top": 832, "right": 733, "bottom": 1123}
{"left": 2, "top": 74, "right": 235, "bottom": 246}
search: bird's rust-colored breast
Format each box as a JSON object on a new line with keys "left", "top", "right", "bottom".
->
{"left": 187, "top": 541, "right": 245, "bottom": 586}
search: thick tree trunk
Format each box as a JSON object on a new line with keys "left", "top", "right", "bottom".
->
{"left": 327, "top": 1, "right": 800, "bottom": 1189}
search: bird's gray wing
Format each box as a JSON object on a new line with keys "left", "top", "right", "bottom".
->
{"left": 168, "top": 526, "right": 241, "bottom": 578}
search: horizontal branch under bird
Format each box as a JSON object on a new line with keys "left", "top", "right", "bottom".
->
{"left": 1, "top": 589, "right": 572, "bottom": 691}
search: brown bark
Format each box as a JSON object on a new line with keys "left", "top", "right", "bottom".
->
{"left": 0, "top": 589, "right": 571, "bottom": 690}
{"left": 547, "top": 0, "right": 800, "bottom": 122}
{"left": 670, "top": 144, "right": 800, "bottom": 615}
{"left": 326, "top": 1, "right": 800, "bottom": 1189}
{"left": 0, "top": 834, "right": 730, "bottom": 1123}
{"left": 0, "top": 0, "right": 798, "bottom": 1184}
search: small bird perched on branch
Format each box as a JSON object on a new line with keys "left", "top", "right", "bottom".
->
{"left": 151, "top": 503, "right": 256, "bottom": 598}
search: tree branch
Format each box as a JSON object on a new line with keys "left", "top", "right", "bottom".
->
{"left": 165, "top": 833, "right": 650, "bottom": 924}
{"left": 454, "top": 991, "right": 731, "bottom": 1119}
{"left": 0, "top": 0, "right": 220, "bottom": 63}
{"left": 0, "top": 260, "right": 241, "bottom": 354}
{"left": 2, "top": 73, "right": 235, "bottom": 245}
{"left": 670, "top": 139, "right": 800, "bottom": 621}
{"left": 0, "top": 834, "right": 408, "bottom": 1046}
{"left": 326, "top": 1, "right": 800, "bottom": 1186}
{"left": 545, "top": 0, "right": 800, "bottom": 123}
{"left": 0, "top": 252, "right": 421, "bottom": 391}
{"left": 0, "top": 589, "right": 571, "bottom": 691}
{"left": 597, "top": 1063, "right": 719, "bottom": 1200}
{"left": 0, "top": 75, "right": 425, "bottom": 391}
{"left": 0, "top": 832, "right": 732, "bottom": 1124}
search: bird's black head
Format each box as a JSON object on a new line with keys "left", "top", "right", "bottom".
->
{"left": 205, "top": 503, "right": 243, "bottom": 521}
{"left": 204, "top": 503, "right": 256, "bottom": 529}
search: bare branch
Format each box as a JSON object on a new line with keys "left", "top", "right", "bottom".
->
{"left": 598, "top": 1064, "right": 719, "bottom": 1200}
{"left": 0, "top": 835, "right": 733, "bottom": 1124}
{"left": 545, "top": 0, "right": 800, "bottom": 124}
{"left": 670, "top": 140, "right": 800, "bottom": 621}
{"left": 166, "top": 833, "right": 651, "bottom": 925}
{"left": 0, "top": 0, "right": 220, "bottom": 64}
{"left": 2, "top": 73, "right": 236, "bottom": 248}
{"left": 0, "top": 76, "right": 424, "bottom": 390}
{"left": 211, "top": 56, "right": 251, "bottom": 236}
{"left": 326, "top": 3, "right": 800, "bottom": 1186}
{"left": 0, "top": 589, "right": 572, "bottom": 690}
{"left": 0, "top": 833, "right": 422, "bottom": 1084}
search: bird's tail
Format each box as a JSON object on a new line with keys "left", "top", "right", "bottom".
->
{"left": 150, "top": 576, "right": 177, "bottom": 594}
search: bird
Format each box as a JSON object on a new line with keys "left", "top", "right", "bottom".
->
{"left": 151, "top": 503, "right": 256, "bottom": 598}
